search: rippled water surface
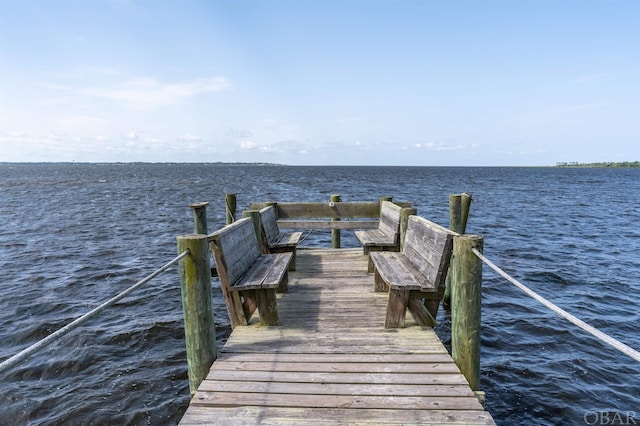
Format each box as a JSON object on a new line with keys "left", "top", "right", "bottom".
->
{"left": 1, "top": 163, "right": 639, "bottom": 425}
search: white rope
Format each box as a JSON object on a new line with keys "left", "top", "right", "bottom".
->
{"left": 0, "top": 250, "right": 190, "bottom": 374}
{"left": 472, "top": 248, "right": 640, "bottom": 363}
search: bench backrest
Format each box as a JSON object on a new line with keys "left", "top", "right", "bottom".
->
{"left": 259, "top": 205, "right": 280, "bottom": 245}
{"left": 403, "top": 215, "right": 456, "bottom": 289}
{"left": 379, "top": 201, "right": 403, "bottom": 241}
{"left": 209, "top": 217, "right": 261, "bottom": 285}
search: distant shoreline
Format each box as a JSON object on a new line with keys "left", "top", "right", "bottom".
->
{"left": 2, "top": 161, "right": 638, "bottom": 168}
{"left": 555, "top": 161, "right": 639, "bottom": 168}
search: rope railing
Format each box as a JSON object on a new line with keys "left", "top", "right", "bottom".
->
{"left": 0, "top": 250, "right": 190, "bottom": 375}
{"left": 472, "top": 248, "right": 640, "bottom": 363}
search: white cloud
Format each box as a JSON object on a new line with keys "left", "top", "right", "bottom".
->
{"left": 336, "top": 117, "right": 365, "bottom": 124}
{"left": 125, "top": 130, "right": 140, "bottom": 140}
{"left": 240, "top": 140, "right": 257, "bottom": 151}
{"left": 40, "top": 76, "right": 231, "bottom": 109}
{"left": 411, "top": 140, "right": 467, "bottom": 151}
{"left": 180, "top": 133, "right": 202, "bottom": 142}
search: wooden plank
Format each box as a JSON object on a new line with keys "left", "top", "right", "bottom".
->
{"left": 277, "top": 202, "right": 381, "bottom": 219}
{"left": 209, "top": 360, "right": 462, "bottom": 374}
{"left": 277, "top": 219, "right": 379, "bottom": 230}
{"left": 204, "top": 369, "right": 471, "bottom": 385}
{"left": 198, "top": 381, "right": 475, "bottom": 397}
{"left": 180, "top": 406, "right": 496, "bottom": 426}
{"left": 191, "top": 392, "right": 486, "bottom": 411}
{"left": 214, "top": 352, "right": 455, "bottom": 363}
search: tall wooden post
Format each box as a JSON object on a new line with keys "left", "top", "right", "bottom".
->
{"left": 330, "top": 194, "right": 341, "bottom": 248}
{"left": 399, "top": 207, "right": 417, "bottom": 251}
{"left": 444, "top": 193, "right": 473, "bottom": 307}
{"left": 451, "top": 234, "right": 483, "bottom": 393}
{"left": 379, "top": 196, "right": 393, "bottom": 210}
{"left": 225, "top": 193, "right": 237, "bottom": 224}
{"left": 460, "top": 192, "right": 472, "bottom": 233}
{"left": 177, "top": 234, "right": 216, "bottom": 395}
{"left": 189, "top": 202, "right": 209, "bottom": 234}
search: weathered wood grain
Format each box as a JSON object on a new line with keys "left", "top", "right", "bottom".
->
{"left": 178, "top": 248, "right": 494, "bottom": 425}
{"left": 370, "top": 216, "right": 456, "bottom": 328}
{"left": 208, "top": 217, "right": 292, "bottom": 328}
{"left": 180, "top": 406, "right": 495, "bottom": 426}
{"left": 355, "top": 201, "right": 403, "bottom": 254}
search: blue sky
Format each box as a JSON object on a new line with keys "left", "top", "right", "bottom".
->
{"left": 0, "top": 0, "right": 638, "bottom": 165}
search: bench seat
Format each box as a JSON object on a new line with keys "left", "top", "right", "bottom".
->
{"left": 234, "top": 253, "right": 292, "bottom": 291}
{"left": 355, "top": 201, "right": 403, "bottom": 255}
{"left": 369, "top": 252, "right": 437, "bottom": 292}
{"left": 269, "top": 231, "right": 303, "bottom": 250}
{"left": 355, "top": 229, "right": 396, "bottom": 250}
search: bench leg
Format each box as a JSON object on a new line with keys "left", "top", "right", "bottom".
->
{"left": 227, "top": 290, "right": 248, "bottom": 328}
{"left": 240, "top": 290, "right": 258, "bottom": 322}
{"left": 256, "top": 288, "right": 280, "bottom": 326}
{"left": 367, "top": 256, "right": 374, "bottom": 273}
{"left": 277, "top": 272, "right": 289, "bottom": 294}
{"left": 373, "top": 268, "right": 388, "bottom": 292}
{"left": 385, "top": 288, "right": 409, "bottom": 328}
{"left": 424, "top": 299, "right": 440, "bottom": 320}
{"left": 408, "top": 298, "right": 437, "bottom": 327}
{"left": 289, "top": 249, "right": 296, "bottom": 271}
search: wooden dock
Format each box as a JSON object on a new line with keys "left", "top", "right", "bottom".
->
{"left": 178, "top": 248, "right": 495, "bottom": 425}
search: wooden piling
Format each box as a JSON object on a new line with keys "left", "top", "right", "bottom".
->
{"left": 460, "top": 192, "right": 472, "bottom": 233}
{"left": 177, "top": 234, "right": 217, "bottom": 395}
{"left": 189, "top": 202, "right": 209, "bottom": 234}
{"left": 330, "top": 194, "right": 341, "bottom": 248}
{"left": 225, "top": 193, "right": 237, "bottom": 224}
{"left": 444, "top": 193, "right": 473, "bottom": 307}
{"left": 451, "top": 234, "right": 483, "bottom": 392}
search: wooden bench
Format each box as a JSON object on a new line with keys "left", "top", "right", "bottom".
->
{"left": 259, "top": 205, "right": 303, "bottom": 271}
{"left": 354, "top": 201, "right": 403, "bottom": 255}
{"left": 370, "top": 215, "right": 456, "bottom": 328}
{"left": 208, "top": 217, "right": 292, "bottom": 329}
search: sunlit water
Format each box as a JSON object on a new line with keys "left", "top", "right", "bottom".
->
{"left": 1, "top": 163, "right": 638, "bottom": 425}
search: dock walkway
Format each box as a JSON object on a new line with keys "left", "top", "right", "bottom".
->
{"left": 179, "top": 248, "right": 495, "bottom": 425}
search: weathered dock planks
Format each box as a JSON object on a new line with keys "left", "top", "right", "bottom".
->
{"left": 178, "top": 248, "right": 495, "bottom": 425}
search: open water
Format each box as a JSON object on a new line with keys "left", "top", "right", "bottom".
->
{"left": 0, "top": 163, "right": 638, "bottom": 426}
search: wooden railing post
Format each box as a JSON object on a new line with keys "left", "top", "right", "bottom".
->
{"left": 243, "top": 209, "right": 266, "bottom": 253}
{"left": 225, "top": 193, "right": 237, "bottom": 224}
{"left": 189, "top": 202, "right": 209, "bottom": 234}
{"left": 379, "top": 196, "right": 392, "bottom": 210}
{"left": 444, "top": 193, "right": 472, "bottom": 307}
{"left": 330, "top": 194, "right": 341, "bottom": 248}
{"left": 399, "top": 207, "right": 417, "bottom": 251}
{"left": 177, "top": 234, "right": 216, "bottom": 395}
{"left": 451, "top": 234, "right": 483, "bottom": 394}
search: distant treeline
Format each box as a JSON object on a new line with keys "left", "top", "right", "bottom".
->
{"left": 555, "top": 161, "right": 639, "bottom": 168}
